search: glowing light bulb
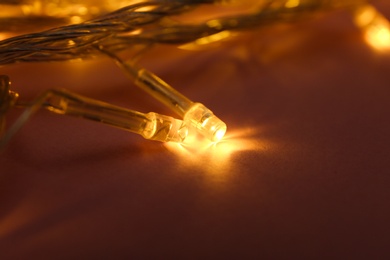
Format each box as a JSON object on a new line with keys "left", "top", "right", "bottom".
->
{"left": 214, "top": 127, "right": 227, "bottom": 142}
{"left": 183, "top": 103, "right": 227, "bottom": 142}
{"left": 365, "top": 25, "right": 390, "bottom": 51}
{"left": 354, "top": 5, "right": 390, "bottom": 51}
{"left": 116, "top": 61, "right": 228, "bottom": 143}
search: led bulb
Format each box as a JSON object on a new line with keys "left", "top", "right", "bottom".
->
{"left": 143, "top": 112, "right": 188, "bottom": 143}
{"left": 184, "top": 103, "right": 227, "bottom": 142}
{"left": 117, "top": 62, "right": 227, "bottom": 142}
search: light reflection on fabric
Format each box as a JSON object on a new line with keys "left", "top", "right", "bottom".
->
{"left": 165, "top": 127, "right": 270, "bottom": 176}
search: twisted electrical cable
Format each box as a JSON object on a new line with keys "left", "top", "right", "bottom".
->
{"left": 0, "top": 0, "right": 365, "bottom": 65}
{"left": 0, "top": 0, "right": 216, "bottom": 64}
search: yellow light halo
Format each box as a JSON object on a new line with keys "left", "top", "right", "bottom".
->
{"left": 285, "top": 0, "right": 300, "bottom": 9}
{"left": 214, "top": 127, "right": 227, "bottom": 142}
{"left": 165, "top": 127, "right": 267, "bottom": 176}
{"left": 354, "top": 4, "right": 390, "bottom": 51}
{"left": 183, "top": 103, "right": 227, "bottom": 142}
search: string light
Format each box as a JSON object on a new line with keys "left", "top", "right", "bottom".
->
{"left": 1, "top": 0, "right": 389, "bottom": 149}
{"left": 0, "top": 75, "right": 188, "bottom": 149}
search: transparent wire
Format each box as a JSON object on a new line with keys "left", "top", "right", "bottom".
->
{"left": 0, "top": 0, "right": 380, "bottom": 146}
{"left": 101, "top": 48, "right": 226, "bottom": 142}
{"left": 0, "top": 75, "right": 188, "bottom": 150}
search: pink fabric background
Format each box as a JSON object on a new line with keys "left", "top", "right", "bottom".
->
{"left": 1, "top": 1, "right": 389, "bottom": 258}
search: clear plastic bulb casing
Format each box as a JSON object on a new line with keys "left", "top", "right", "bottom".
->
{"left": 119, "top": 61, "right": 227, "bottom": 142}
{"left": 143, "top": 112, "right": 188, "bottom": 142}
{"left": 44, "top": 89, "right": 189, "bottom": 143}
{"left": 183, "top": 103, "right": 226, "bottom": 142}
{"left": 0, "top": 78, "right": 188, "bottom": 148}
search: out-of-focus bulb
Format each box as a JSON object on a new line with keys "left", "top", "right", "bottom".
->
{"left": 285, "top": 0, "right": 300, "bottom": 9}
{"left": 354, "top": 5, "right": 390, "bottom": 51}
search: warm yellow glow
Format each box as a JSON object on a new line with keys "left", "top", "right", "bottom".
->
{"left": 207, "top": 19, "right": 223, "bottom": 30}
{"left": 21, "top": 1, "right": 42, "bottom": 15}
{"left": 165, "top": 127, "right": 268, "bottom": 176}
{"left": 214, "top": 127, "right": 227, "bottom": 142}
{"left": 0, "top": 0, "right": 139, "bottom": 27}
{"left": 135, "top": 5, "right": 156, "bottom": 12}
{"left": 67, "top": 40, "right": 76, "bottom": 46}
{"left": 0, "top": 5, "right": 24, "bottom": 17}
{"left": 364, "top": 22, "right": 390, "bottom": 51}
{"left": 77, "top": 6, "right": 88, "bottom": 16}
{"left": 183, "top": 103, "right": 227, "bottom": 142}
{"left": 0, "top": 33, "right": 10, "bottom": 41}
{"left": 354, "top": 5, "right": 376, "bottom": 27}
{"left": 128, "top": 29, "right": 143, "bottom": 36}
{"left": 70, "top": 15, "right": 83, "bottom": 24}
{"left": 354, "top": 5, "right": 390, "bottom": 51}
{"left": 130, "top": 67, "right": 226, "bottom": 142}
{"left": 104, "top": 0, "right": 143, "bottom": 12}
{"left": 285, "top": 0, "right": 300, "bottom": 9}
